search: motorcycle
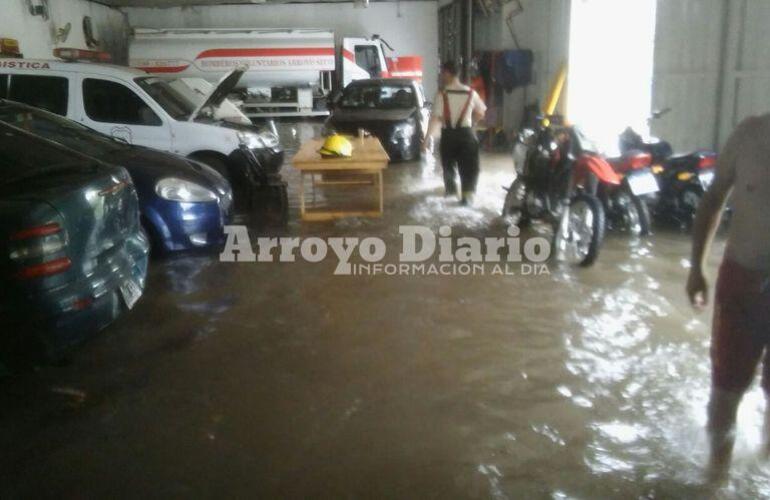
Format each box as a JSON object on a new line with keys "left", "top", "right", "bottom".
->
{"left": 619, "top": 108, "right": 717, "bottom": 225}
{"left": 603, "top": 151, "right": 658, "bottom": 236}
{"left": 503, "top": 118, "right": 608, "bottom": 267}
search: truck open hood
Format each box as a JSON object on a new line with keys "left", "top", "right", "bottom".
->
{"left": 188, "top": 66, "right": 246, "bottom": 122}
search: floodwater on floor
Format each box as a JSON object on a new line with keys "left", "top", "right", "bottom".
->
{"left": 1, "top": 121, "right": 767, "bottom": 499}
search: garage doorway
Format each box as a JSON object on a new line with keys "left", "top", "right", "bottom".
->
{"left": 567, "top": 0, "right": 658, "bottom": 154}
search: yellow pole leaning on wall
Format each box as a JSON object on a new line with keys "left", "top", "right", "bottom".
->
{"left": 542, "top": 62, "right": 568, "bottom": 125}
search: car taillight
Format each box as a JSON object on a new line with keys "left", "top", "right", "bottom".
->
{"left": 9, "top": 223, "right": 70, "bottom": 279}
{"left": 698, "top": 156, "right": 717, "bottom": 169}
{"left": 15, "top": 258, "right": 72, "bottom": 280}
{"left": 9, "top": 222, "right": 62, "bottom": 240}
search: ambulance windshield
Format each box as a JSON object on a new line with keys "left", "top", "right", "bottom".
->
{"left": 136, "top": 77, "right": 197, "bottom": 120}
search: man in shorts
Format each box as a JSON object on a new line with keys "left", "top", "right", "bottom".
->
{"left": 687, "top": 114, "right": 770, "bottom": 482}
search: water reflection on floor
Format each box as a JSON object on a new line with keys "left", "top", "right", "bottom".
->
{"left": 1, "top": 120, "right": 767, "bottom": 498}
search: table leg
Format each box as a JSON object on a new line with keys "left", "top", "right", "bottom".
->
{"left": 312, "top": 172, "right": 317, "bottom": 206}
{"left": 378, "top": 171, "right": 384, "bottom": 214}
{"left": 300, "top": 172, "right": 306, "bottom": 219}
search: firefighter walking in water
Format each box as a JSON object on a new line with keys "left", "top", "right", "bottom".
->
{"left": 423, "top": 61, "right": 487, "bottom": 205}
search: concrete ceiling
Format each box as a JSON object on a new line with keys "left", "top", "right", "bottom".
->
{"left": 97, "top": 0, "right": 269, "bottom": 5}
{"left": 97, "top": 0, "right": 407, "bottom": 6}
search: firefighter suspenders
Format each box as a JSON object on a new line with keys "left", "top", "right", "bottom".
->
{"left": 442, "top": 90, "right": 475, "bottom": 129}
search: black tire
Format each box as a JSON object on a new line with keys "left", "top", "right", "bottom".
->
{"left": 614, "top": 187, "right": 651, "bottom": 236}
{"left": 502, "top": 178, "right": 531, "bottom": 227}
{"left": 553, "top": 193, "right": 605, "bottom": 267}
{"left": 631, "top": 191, "right": 652, "bottom": 236}
{"left": 678, "top": 185, "right": 704, "bottom": 223}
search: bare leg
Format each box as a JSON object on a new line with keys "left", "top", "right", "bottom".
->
{"left": 706, "top": 387, "right": 742, "bottom": 484}
{"left": 761, "top": 350, "right": 770, "bottom": 458}
{"left": 763, "top": 390, "right": 770, "bottom": 459}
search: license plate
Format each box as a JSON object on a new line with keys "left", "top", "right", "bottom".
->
{"left": 699, "top": 171, "right": 715, "bottom": 189}
{"left": 627, "top": 172, "right": 659, "bottom": 196}
{"left": 119, "top": 279, "right": 143, "bottom": 310}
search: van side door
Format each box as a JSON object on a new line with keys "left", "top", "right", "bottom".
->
{"left": 2, "top": 73, "right": 70, "bottom": 117}
{"left": 78, "top": 76, "right": 172, "bottom": 152}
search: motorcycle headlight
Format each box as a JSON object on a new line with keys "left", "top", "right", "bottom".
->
{"left": 518, "top": 128, "right": 536, "bottom": 145}
{"left": 258, "top": 130, "right": 280, "bottom": 149}
{"left": 155, "top": 178, "right": 217, "bottom": 203}
{"left": 392, "top": 121, "right": 416, "bottom": 141}
{"left": 238, "top": 130, "right": 280, "bottom": 150}
{"left": 513, "top": 142, "right": 529, "bottom": 175}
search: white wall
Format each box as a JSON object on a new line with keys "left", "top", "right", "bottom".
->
{"left": 472, "top": 0, "right": 770, "bottom": 153}
{"left": 652, "top": 0, "right": 725, "bottom": 152}
{"left": 654, "top": 0, "right": 770, "bottom": 151}
{"left": 568, "top": 0, "right": 657, "bottom": 154}
{"left": 473, "top": 0, "right": 570, "bottom": 132}
{"left": 1, "top": 0, "right": 128, "bottom": 62}
{"left": 124, "top": 2, "right": 440, "bottom": 97}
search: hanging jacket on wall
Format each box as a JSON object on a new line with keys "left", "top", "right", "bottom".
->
{"left": 494, "top": 50, "right": 534, "bottom": 92}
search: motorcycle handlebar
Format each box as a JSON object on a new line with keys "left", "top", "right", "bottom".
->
{"left": 536, "top": 114, "right": 565, "bottom": 126}
{"left": 650, "top": 107, "right": 672, "bottom": 120}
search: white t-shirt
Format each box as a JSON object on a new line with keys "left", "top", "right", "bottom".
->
{"left": 431, "top": 82, "right": 487, "bottom": 129}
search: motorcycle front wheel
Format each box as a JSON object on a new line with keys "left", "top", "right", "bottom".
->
{"left": 678, "top": 185, "right": 704, "bottom": 222}
{"left": 502, "top": 178, "right": 531, "bottom": 227}
{"left": 553, "top": 193, "right": 606, "bottom": 267}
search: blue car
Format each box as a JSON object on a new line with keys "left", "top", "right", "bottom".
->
{"left": 0, "top": 121, "right": 149, "bottom": 361}
{"left": 0, "top": 100, "right": 233, "bottom": 252}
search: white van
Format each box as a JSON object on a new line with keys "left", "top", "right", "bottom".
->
{"left": 0, "top": 54, "right": 283, "bottom": 206}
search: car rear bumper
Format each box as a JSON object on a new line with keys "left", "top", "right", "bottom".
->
{"left": 2, "top": 232, "right": 150, "bottom": 355}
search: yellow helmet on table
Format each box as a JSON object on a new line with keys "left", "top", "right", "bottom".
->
{"left": 319, "top": 134, "right": 353, "bottom": 158}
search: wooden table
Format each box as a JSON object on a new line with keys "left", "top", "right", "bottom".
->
{"left": 292, "top": 136, "right": 390, "bottom": 221}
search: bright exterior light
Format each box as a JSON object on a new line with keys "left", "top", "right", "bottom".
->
{"left": 567, "top": 0, "right": 658, "bottom": 156}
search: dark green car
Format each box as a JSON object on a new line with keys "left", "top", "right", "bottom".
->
{"left": 0, "top": 121, "right": 149, "bottom": 362}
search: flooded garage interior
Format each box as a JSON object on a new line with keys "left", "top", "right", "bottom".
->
{"left": 3, "top": 120, "right": 766, "bottom": 499}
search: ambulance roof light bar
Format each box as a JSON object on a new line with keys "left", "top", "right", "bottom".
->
{"left": 53, "top": 48, "right": 111, "bottom": 63}
{"left": 0, "top": 38, "right": 22, "bottom": 58}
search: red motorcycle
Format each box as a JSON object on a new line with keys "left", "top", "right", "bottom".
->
{"left": 503, "top": 118, "right": 611, "bottom": 266}
{"left": 602, "top": 151, "right": 658, "bottom": 236}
